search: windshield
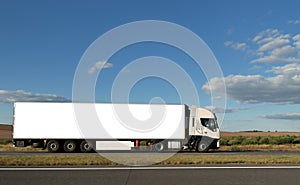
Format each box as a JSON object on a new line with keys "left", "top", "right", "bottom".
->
{"left": 200, "top": 118, "right": 218, "bottom": 131}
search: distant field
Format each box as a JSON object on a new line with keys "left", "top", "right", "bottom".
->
{"left": 0, "top": 125, "right": 12, "bottom": 139}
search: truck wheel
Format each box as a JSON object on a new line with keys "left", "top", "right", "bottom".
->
{"left": 154, "top": 142, "right": 165, "bottom": 152}
{"left": 47, "top": 140, "right": 60, "bottom": 153}
{"left": 80, "top": 140, "right": 93, "bottom": 153}
{"left": 196, "top": 139, "right": 210, "bottom": 152}
{"left": 63, "top": 140, "right": 77, "bottom": 153}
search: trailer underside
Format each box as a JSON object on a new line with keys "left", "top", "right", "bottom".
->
{"left": 13, "top": 137, "right": 219, "bottom": 153}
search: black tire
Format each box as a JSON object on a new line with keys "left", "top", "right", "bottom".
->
{"left": 196, "top": 139, "right": 210, "bottom": 152}
{"left": 63, "top": 140, "right": 77, "bottom": 153}
{"left": 154, "top": 142, "right": 165, "bottom": 152}
{"left": 79, "top": 140, "right": 93, "bottom": 153}
{"left": 47, "top": 140, "right": 60, "bottom": 153}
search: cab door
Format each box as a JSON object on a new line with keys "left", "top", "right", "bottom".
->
{"left": 195, "top": 118, "right": 204, "bottom": 135}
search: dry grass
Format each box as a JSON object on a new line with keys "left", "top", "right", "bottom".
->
{"left": 0, "top": 154, "right": 300, "bottom": 166}
{"left": 0, "top": 155, "right": 116, "bottom": 166}
{"left": 161, "top": 154, "right": 300, "bottom": 165}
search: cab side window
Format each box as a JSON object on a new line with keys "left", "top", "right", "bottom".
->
{"left": 201, "top": 118, "right": 210, "bottom": 127}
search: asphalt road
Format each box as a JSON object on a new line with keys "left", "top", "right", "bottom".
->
{"left": 0, "top": 167, "right": 300, "bottom": 185}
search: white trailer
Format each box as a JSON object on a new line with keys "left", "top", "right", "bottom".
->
{"left": 12, "top": 102, "right": 220, "bottom": 153}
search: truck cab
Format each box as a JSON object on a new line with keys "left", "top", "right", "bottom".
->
{"left": 186, "top": 106, "right": 220, "bottom": 152}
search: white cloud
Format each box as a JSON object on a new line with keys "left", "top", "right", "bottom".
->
{"left": 293, "top": 34, "right": 300, "bottom": 41}
{"left": 260, "top": 112, "right": 300, "bottom": 120}
{"left": 293, "top": 34, "right": 300, "bottom": 49}
{"left": 202, "top": 63, "right": 300, "bottom": 104}
{"left": 252, "top": 29, "right": 280, "bottom": 43}
{"left": 253, "top": 29, "right": 290, "bottom": 52}
{"left": 249, "top": 29, "right": 300, "bottom": 63}
{"left": 205, "top": 106, "right": 249, "bottom": 113}
{"left": 224, "top": 41, "right": 247, "bottom": 51}
{"left": 234, "top": 43, "right": 247, "bottom": 50}
{"left": 268, "top": 63, "right": 300, "bottom": 75}
{"left": 251, "top": 44, "right": 299, "bottom": 63}
{"left": 88, "top": 61, "right": 113, "bottom": 74}
{"left": 226, "top": 29, "right": 300, "bottom": 64}
{"left": 257, "top": 38, "right": 290, "bottom": 52}
{"left": 251, "top": 56, "right": 300, "bottom": 63}
{"left": 288, "top": 20, "right": 300, "bottom": 25}
{"left": 270, "top": 45, "right": 297, "bottom": 57}
{"left": 0, "top": 90, "right": 69, "bottom": 103}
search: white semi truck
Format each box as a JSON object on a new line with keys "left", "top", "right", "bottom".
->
{"left": 12, "top": 102, "right": 220, "bottom": 153}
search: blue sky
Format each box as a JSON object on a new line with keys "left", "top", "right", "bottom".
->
{"left": 1, "top": 0, "right": 300, "bottom": 131}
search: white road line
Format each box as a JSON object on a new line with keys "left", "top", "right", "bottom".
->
{"left": 0, "top": 166, "right": 300, "bottom": 171}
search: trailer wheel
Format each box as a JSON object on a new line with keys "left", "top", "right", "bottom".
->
{"left": 196, "top": 139, "right": 210, "bottom": 152}
{"left": 47, "top": 140, "right": 60, "bottom": 153}
{"left": 80, "top": 140, "right": 93, "bottom": 153}
{"left": 154, "top": 142, "right": 165, "bottom": 152}
{"left": 63, "top": 140, "right": 77, "bottom": 153}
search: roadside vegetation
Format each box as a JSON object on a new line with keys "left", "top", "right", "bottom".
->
{"left": 220, "top": 136, "right": 300, "bottom": 146}
{"left": 0, "top": 139, "right": 10, "bottom": 145}
{"left": 218, "top": 136, "right": 300, "bottom": 152}
{"left": 0, "top": 140, "right": 41, "bottom": 152}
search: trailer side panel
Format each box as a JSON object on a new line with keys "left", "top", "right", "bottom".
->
{"left": 13, "top": 102, "right": 186, "bottom": 139}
